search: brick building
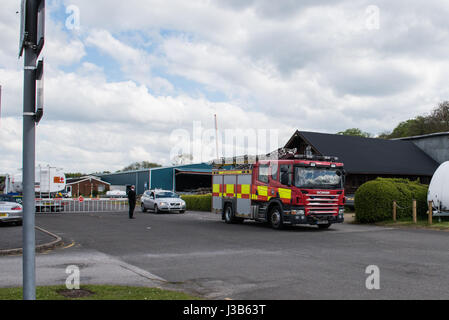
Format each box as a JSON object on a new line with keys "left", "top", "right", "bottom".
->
{"left": 66, "top": 176, "right": 111, "bottom": 197}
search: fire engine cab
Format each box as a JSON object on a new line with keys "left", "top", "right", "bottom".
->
{"left": 211, "top": 150, "right": 346, "bottom": 229}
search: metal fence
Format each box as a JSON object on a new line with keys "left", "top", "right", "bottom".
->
{"left": 35, "top": 198, "right": 129, "bottom": 213}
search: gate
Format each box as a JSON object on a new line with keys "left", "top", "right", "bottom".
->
{"left": 35, "top": 198, "right": 129, "bottom": 213}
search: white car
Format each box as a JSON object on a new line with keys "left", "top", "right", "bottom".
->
{"left": 141, "top": 190, "right": 186, "bottom": 214}
{"left": 0, "top": 195, "right": 23, "bottom": 225}
{"left": 106, "top": 190, "right": 127, "bottom": 198}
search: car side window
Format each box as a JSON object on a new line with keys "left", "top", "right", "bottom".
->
{"left": 258, "top": 165, "right": 269, "bottom": 184}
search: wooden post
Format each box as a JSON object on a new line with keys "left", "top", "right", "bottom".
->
{"left": 428, "top": 200, "right": 433, "bottom": 225}
{"left": 393, "top": 200, "right": 397, "bottom": 222}
{"left": 412, "top": 199, "right": 417, "bottom": 224}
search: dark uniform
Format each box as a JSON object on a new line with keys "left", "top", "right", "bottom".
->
{"left": 128, "top": 188, "right": 137, "bottom": 219}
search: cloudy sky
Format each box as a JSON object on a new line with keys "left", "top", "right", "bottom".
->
{"left": 1, "top": 0, "right": 449, "bottom": 174}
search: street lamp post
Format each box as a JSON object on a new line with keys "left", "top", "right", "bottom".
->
{"left": 19, "top": 0, "right": 45, "bottom": 300}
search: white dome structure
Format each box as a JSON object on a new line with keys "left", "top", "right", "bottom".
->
{"left": 428, "top": 161, "right": 449, "bottom": 216}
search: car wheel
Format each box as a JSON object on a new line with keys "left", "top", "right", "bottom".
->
{"left": 154, "top": 204, "right": 159, "bottom": 214}
{"left": 269, "top": 206, "right": 284, "bottom": 230}
{"left": 141, "top": 203, "right": 147, "bottom": 213}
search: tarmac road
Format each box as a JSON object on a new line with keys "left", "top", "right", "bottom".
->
{"left": 2, "top": 210, "right": 449, "bottom": 299}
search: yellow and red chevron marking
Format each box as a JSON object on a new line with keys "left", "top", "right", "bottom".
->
{"left": 213, "top": 184, "right": 292, "bottom": 203}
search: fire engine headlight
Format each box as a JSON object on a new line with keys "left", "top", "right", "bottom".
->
{"left": 293, "top": 209, "right": 305, "bottom": 216}
{"left": 339, "top": 209, "right": 345, "bottom": 214}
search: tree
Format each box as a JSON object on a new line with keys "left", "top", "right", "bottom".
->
{"left": 429, "top": 101, "right": 449, "bottom": 132}
{"left": 387, "top": 117, "right": 428, "bottom": 139}
{"left": 337, "top": 128, "right": 372, "bottom": 138}
{"left": 380, "top": 101, "right": 449, "bottom": 139}
{"left": 65, "top": 173, "right": 86, "bottom": 178}
{"left": 119, "top": 161, "right": 162, "bottom": 172}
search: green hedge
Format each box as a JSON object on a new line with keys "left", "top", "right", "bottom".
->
{"left": 355, "top": 178, "right": 428, "bottom": 223}
{"left": 181, "top": 194, "right": 212, "bottom": 212}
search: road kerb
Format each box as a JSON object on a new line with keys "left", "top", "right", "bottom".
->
{"left": 0, "top": 226, "right": 63, "bottom": 256}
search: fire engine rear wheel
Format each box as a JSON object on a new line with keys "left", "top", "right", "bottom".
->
{"left": 269, "top": 206, "right": 284, "bottom": 230}
{"left": 224, "top": 205, "right": 234, "bottom": 224}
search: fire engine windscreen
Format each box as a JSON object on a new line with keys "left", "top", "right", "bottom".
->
{"left": 294, "top": 167, "right": 343, "bottom": 189}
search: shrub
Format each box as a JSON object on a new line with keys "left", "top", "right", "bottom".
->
{"left": 355, "top": 178, "right": 428, "bottom": 223}
{"left": 181, "top": 194, "right": 212, "bottom": 212}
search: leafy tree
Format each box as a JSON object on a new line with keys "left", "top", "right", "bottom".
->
{"left": 380, "top": 101, "right": 449, "bottom": 139}
{"left": 429, "top": 101, "right": 449, "bottom": 132}
{"left": 337, "top": 128, "right": 372, "bottom": 138}
{"left": 65, "top": 173, "right": 86, "bottom": 178}
{"left": 119, "top": 161, "right": 162, "bottom": 172}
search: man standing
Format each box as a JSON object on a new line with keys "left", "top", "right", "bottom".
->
{"left": 128, "top": 185, "right": 137, "bottom": 219}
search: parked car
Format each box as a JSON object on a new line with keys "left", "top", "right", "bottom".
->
{"left": 141, "top": 190, "right": 186, "bottom": 214}
{"left": 0, "top": 195, "right": 23, "bottom": 225}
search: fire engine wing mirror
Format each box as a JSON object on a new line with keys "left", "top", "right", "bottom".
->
{"left": 337, "top": 170, "right": 346, "bottom": 185}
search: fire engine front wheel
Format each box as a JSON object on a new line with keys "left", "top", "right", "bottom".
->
{"left": 269, "top": 206, "right": 284, "bottom": 230}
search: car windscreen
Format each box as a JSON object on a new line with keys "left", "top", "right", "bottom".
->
{"left": 155, "top": 192, "right": 179, "bottom": 198}
{"left": 294, "top": 167, "right": 343, "bottom": 189}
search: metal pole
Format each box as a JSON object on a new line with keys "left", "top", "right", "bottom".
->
{"left": 22, "top": 0, "right": 38, "bottom": 300}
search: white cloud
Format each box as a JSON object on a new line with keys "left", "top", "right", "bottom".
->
{"left": 2, "top": 0, "right": 449, "bottom": 174}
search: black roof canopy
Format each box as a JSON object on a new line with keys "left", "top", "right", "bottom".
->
{"left": 285, "top": 131, "right": 439, "bottom": 176}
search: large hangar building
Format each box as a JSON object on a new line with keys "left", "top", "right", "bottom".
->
{"left": 98, "top": 163, "right": 212, "bottom": 195}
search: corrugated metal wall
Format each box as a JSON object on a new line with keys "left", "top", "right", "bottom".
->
{"left": 99, "top": 163, "right": 211, "bottom": 195}
{"left": 99, "top": 170, "right": 150, "bottom": 195}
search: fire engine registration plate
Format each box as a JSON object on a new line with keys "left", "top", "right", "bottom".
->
{"left": 317, "top": 220, "right": 328, "bottom": 225}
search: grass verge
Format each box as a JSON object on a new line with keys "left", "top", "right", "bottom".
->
{"left": 0, "top": 285, "right": 200, "bottom": 300}
{"left": 375, "top": 218, "right": 449, "bottom": 231}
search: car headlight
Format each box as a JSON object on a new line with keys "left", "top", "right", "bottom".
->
{"left": 159, "top": 202, "right": 167, "bottom": 206}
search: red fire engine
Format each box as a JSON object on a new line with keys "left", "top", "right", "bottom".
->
{"left": 211, "top": 150, "right": 346, "bottom": 229}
